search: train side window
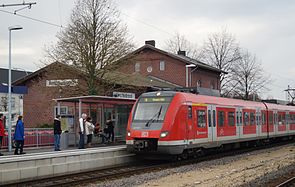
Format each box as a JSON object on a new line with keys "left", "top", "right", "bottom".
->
{"left": 188, "top": 106, "right": 192, "bottom": 119}
{"left": 213, "top": 110, "right": 216, "bottom": 127}
{"left": 208, "top": 110, "right": 212, "bottom": 127}
{"left": 286, "top": 114, "right": 289, "bottom": 124}
{"left": 274, "top": 113, "right": 277, "bottom": 125}
{"left": 250, "top": 112, "right": 255, "bottom": 126}
{"left": 262, "top": 113, "right": 266, "bottom": 125}
{"left": 243, "top": 112, "right": 249, "bottom": 126}
{"left": 228, "top": 112, "right": 235, "bottom": 126}
{"left": 282, "top": 114, "right": 286, "bottom": 125}
{"left": 278, "top": 114, "right": 282, "bottom": 125}
{"left": 269, "top": 113, "right": 273, "bottom": 124}
{"left": 239, "top": 112, "right": 242, "bottom": 125}
{"left": 198, "top": 110, "right": 206, "bottom": 128}
{"left": 236, "top": 111, "right": 239, "bottom": 126}
{"left": 218, "top": 111, "right": 224, "bottom": 127}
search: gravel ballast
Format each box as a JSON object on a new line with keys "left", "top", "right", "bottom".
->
{"left": 88, "top": 143, "right": 295, "bottom": 187}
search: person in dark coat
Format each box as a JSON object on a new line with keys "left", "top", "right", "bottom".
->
{"left": 0, "top": 114, "right": 5, "bottom": 156}
{"left": 106, "top": 119, "right": 114, "bottom": 142}
{"left": 54, "top": 115, "right": 62, "bottom": 151}
{"left": 14, "top": 115, "right": 25, "bottom": 155}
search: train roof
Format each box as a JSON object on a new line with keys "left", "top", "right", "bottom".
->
{"left": 142, "top": 91, "right": 295, "bottom": 112}
{"left": 181, "top": 92, "right": 295, "bottom": 111}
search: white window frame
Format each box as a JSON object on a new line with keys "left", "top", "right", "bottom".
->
{"left": 54, "top": 106, "right": 68, "bottom": 117}
{"left": 135, "top": 63, "right": 140, "bottom": 72}
{"left": 160, "top": 60, "right": 165, "bottom": 71}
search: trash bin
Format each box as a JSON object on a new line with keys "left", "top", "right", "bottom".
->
{"left": 60, "top": 131, "right": 69, "bottom": 149}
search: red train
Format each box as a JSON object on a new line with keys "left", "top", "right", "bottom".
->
{"left": 126, "top": 91, "right": 295, "bottom": 156}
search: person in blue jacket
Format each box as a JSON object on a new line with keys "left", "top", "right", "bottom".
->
{"left": 14, "top": 115, "right": 25, "bottom": 155}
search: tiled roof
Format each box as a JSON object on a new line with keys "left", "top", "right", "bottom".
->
{"left": 13, "top": 62, "right": 177, "bottom": 89}
{"left": 0, "top": 68, "right": 32, "bottom": 84}
{"left": 125, "top": 44, "right": 226, "bottom": 74}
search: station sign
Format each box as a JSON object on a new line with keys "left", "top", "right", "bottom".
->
{"left": 112, "top": 92, "right": 135, "bottom": 99}
{"left": 46, "top": 79, "right": 78, "bottom": 87}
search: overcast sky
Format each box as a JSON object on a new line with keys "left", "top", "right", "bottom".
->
{"left": 0, "top": 0, "right": 294, "bottom": 100}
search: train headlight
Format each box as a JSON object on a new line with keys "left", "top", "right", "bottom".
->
{"left": 160, "top": 131, "right": 169, "bottom": 138}
{"left": 127, "top": 132, "right": 131, "bottom": 137}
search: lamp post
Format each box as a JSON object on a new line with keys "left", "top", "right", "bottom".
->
{"left": 185, "top": 64, "right": 196, "bottom": 87}
{"left": 8, "top": 25, "right": 23, "bottom": 152}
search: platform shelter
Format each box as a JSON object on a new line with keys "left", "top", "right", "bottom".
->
{"left": 53, "top": 95, "right": 136, "bottom": 145}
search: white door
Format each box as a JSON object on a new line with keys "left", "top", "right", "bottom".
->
{"left": 236, "top": 107, "right": 243, "bottom": 139}
{"left": 207, "top": 105, "right": 217, "bottom": 142}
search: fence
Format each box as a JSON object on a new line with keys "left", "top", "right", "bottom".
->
{"left": 1, "top": 128, "right": 54, "bottom": 149}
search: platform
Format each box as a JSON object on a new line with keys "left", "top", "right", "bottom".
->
{"left": 0, "top": 145, "right": 135, "bottom": 185}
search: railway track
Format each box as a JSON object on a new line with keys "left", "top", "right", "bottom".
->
{"left": 276, "top": 176, "right": 295, "bottom": 187}
{"left": 6, "top": 140, "right": 295, "bottom": 187}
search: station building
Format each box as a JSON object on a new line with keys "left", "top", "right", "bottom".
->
{"left": 12, "top": 41, "right": 223, "bottom": 142}
{"left": 118, "top": 40, "right": 224, "bottom": 96}
{"left": 13, "top": 62, "right": 174, "bottom": 130}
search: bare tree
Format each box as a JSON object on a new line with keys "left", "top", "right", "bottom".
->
{"left": 165, "top": 32, "right": 201, "bottom": 59}
{"left": 230, "top": 50, "right": 270, "bottom": 100}
{"left": 200, "top": 29, "right": 241, "bottom": 95}
{"left": 45, "top": 0, "right": 134, "bottom": 94}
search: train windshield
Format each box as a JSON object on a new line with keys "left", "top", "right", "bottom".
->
{"left": 133, "top": 97, "right": 172, "bottom": 122}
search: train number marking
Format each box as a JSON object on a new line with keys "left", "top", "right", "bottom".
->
{"left": 141, "top": 131, "right": 149, "bottom": 137}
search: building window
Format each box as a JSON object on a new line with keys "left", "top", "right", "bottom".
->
{"left": 210, "top": 81, "right": 215, "bottom": 89}
{"left": 160, "top": 60, "right": 165, "bottom": 71}
{"left": 135, "top": 63, "right": 140, "bottom": 72}
{"left": 54, "top": 106, "right": 68, "bottom": 117}
{"left": 11, "top": 97, "right": 15, "bottom": 110}
{"left": 197, "top": 80, "right": 202, "bottom": 87}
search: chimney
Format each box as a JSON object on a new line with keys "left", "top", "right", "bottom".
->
{"left": 145, "top": 40, "right": 155, "bottom": 47}
{"left": 177, "top": 50, "right": 186, "bottom": 56}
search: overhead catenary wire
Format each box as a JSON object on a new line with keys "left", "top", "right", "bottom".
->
{"left": 120, "top": 11, "right": 174, "bottom": 37}
{"left": 0, "top": 9, "right": 63, "bottom": 28}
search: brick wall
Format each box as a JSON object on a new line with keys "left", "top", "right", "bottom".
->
{"left": 119, "top": 48, "right": 221, "bottom": 89}
{"left": 19, "top": 64, "right": 148, "bottom": 128}
{"left": 21, "top": 68, "right": 88, "bottom": 127}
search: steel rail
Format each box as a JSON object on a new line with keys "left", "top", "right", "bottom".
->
{"left": 5, "top": 140, "right": 295, "bottom": 187}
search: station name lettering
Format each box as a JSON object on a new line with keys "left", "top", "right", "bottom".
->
{"left": 46, "top": 79, "right": 78, "bottom": 87}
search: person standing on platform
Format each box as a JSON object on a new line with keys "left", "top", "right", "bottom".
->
{"left": 53, "top": 115, "right": 62, "bottom": 151}
{"left": 78, "top": 113, "right": 87, "bottom": 149}
{"left": 14, "top": 115, "right": 25, "bottom": 155}
{"left": 85, "top": 117, "right": 94, "bottom": 147}
{"left": 106, "top": 118, "right": 114, "bottom": 143}
{"left": 0, "top": 114, "right": 5, "bottom": 156}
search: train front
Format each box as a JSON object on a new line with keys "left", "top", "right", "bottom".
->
{"left": 126, "top": 91, "right": 184, "bottom": 155}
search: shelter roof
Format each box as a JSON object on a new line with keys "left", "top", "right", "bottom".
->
{"left": 53, "top": 95, "right": 136, "bottom": 104}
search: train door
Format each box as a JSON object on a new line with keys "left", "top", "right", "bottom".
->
{"left": 207, "top": 105, "right": 217, "bottom": 142}
{"left": 194, "top": 105, "right": 208, "bottom": 141}
{"left": 273, "top": 110, "right": 278, "bottom": 135}
{"left": 186, "top": 103, "right": 194, "bottom": 144}
{"left": 236, "top": 107, "right": 243, "bottom": 138}
{"left": 287, "top": 112, "right": 290, "bottom": 134}
{"left": 256, "top": 108, "right": 261, "bottom": 137}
